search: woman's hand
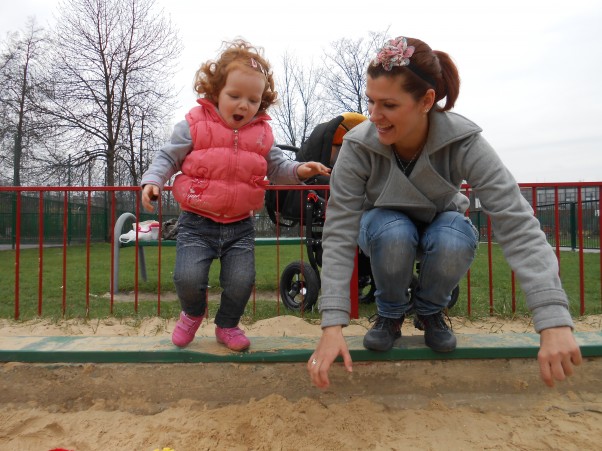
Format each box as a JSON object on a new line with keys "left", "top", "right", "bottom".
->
{"left": 141, "top": 184, "right": 160, "bottom": 212}
{"left": 538, "top": 326, "right": 582, "bottom": 387}
{"left": 307, "top": 325, "right": 353, "bottom": 388}
{"left": 296, "top": 162, "right": 331, "bottom": 180}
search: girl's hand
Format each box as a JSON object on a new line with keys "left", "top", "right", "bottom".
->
{"left": 141, "top": 184, "right": 160, "bottom": 212}
{"left": 296, "top": 162, "right": 331, "bottom": 180}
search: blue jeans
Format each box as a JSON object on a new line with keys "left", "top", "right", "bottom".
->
{"left": 173, "top": 211, "right": 256, "bottom": 328}
{"left": 358, "top": 208, "right": 478, "bottom": 318}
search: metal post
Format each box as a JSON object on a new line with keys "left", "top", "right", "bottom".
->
{"left": 570, "top": 202, "right": 577, "bottom": 251}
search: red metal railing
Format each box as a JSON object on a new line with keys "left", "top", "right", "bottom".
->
{"left": 1, "top": 183, "right": 601, "bottom": 320}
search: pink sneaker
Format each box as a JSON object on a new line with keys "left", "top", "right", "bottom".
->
{"left": 172, "top": 312, "right": 203, "bottom": 347}
{"left": 215, "top": 326, "right": 250, "bottom": 351}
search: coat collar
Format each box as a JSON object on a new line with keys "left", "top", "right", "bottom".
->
{"left": 344, "top": 110, "right": 482, "bottom": 157}
{"left": 343, "top": 110, "right": 478, "bottom": 223}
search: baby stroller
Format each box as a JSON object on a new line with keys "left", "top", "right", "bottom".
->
{"left": 265, "top": 114, "right": 461, "bottom": 315}
{"left": 265, "top": 113, "right": 374, "bottom": 312}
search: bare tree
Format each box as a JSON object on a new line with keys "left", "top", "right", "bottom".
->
{"left": 0, "top": 18, "right": 48, "bottom": 186}
{"left": 40, "top": 0, "right": 181, "bottom": 186}
{"left": 119, "top": 97, "right": 172, "bottom": 186}
{"left": 118, "top": 71, "right": 174, "bottom": 186}
{"left": 320, "top": 30, "right": 388, "bottom": 116}
{"left": 272, "top": 52, "right": 325, "bottom": 148}
{"left": 271, "top": 29, "right": 389, "bottom": 151}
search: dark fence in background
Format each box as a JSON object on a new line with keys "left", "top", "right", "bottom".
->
{"left": 0, "top": 188, "right": 298, "bottom": 247}
{"left": 468, "top": 200, "right": 600, "bottom": 250}
{"left": 1, "top": 184, "right": 599, "bottom": 249}
{"left": 0, "top": 189, "right": 181, "bottom": 246}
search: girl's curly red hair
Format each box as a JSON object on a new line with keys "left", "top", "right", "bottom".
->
{"left": 193, "top": 39, "right": 278, "bottom": 113}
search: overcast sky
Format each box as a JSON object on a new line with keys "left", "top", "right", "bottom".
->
{"left": 1, "top": 0, "right": 601, "bottom": 183}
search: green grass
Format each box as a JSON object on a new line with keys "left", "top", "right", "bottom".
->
{"left": 1, "top": 242, "right": 600, "bottom": 321}
{"left": 455, "top": 244, "right": 602, "bottom": 319}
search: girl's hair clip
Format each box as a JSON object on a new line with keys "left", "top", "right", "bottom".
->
{"left": 250, "top": 58, "right": 267, "bottom": 76}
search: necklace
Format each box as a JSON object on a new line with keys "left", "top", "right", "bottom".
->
{"left": 392, "top": 145, "right": 423, "bottom": 175}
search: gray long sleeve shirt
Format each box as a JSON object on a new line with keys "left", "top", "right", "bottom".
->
{"left": 319, "top": 111, "right": 573, "bottom": 333}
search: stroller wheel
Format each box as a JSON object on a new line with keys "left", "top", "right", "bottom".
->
{"left": 280, "top": 261, "right": 320, "bottom": 312}
{"left": 408, "top": 275, "right": 419, "bottom": 303}
{"left": 448, "top": 285, "right": 460, "bottom": 310}
{"left": 358, "top": 274, "right": 376, "bottom": 304}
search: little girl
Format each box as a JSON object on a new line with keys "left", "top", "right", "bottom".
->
{"left": 141, "top": 39, "right": 329, "bottom": 351}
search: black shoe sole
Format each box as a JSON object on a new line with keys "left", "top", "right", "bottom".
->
{"left": 424, "top": 336, "right": 457, "bottom": 353}
{"left": 363, "top": 332, "right": 401, "bottom": 352}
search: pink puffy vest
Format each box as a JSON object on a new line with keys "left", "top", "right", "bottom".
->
{"left": 172, "top": 98, "right": 274, "bottom": 223}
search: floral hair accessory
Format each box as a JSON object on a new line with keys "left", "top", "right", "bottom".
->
{"left": 250, "top": 57, "right": 267, "bottom": 76}
{"left": 371, "top": 36, "right": 436, "bottom": 86}
{"left": 371, "top": 36, "right": 415, "bottom": 71}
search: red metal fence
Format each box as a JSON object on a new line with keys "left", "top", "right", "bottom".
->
{"left": 1, "top": 182, "right": 600, "bottom": 320}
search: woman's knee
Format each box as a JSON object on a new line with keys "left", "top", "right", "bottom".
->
{"left": 425, "top": 213, "right": 477, "bottom": 251}
{"left": 359, "top": 208, "right": 418, "bottom": 254}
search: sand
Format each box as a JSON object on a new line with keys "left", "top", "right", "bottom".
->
{"left": 1, "top": 314, "right": 601, "bottom": 451}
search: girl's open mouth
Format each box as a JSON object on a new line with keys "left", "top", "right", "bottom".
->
{"left": 233, "top": 114, "right": 244, "bottom": 122}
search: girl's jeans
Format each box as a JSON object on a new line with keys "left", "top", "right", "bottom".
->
{"left": 358, "top": 208, "right": 478, "bottom": 318}
{"left": 173, "top": 211, "right": 255, "bottom": 328}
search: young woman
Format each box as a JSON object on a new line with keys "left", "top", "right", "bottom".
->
{"left": 308, "top": 36, "right": 581, "bottom": 388}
